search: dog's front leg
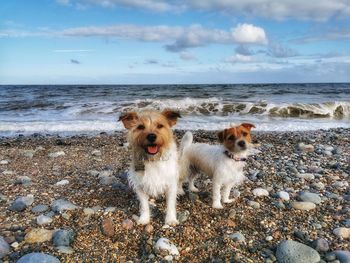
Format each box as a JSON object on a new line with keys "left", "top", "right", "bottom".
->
{"left": 165, "top": 185, "right": 179, "bottom": 226}
{"left": 212, "top": 180, "right": 223, "bottom": 209}
{"left": 135, "top": 188, "right": 150, "bottom": 225}
{"left": 222, "top": 183, "right": 235, "bottom": 203}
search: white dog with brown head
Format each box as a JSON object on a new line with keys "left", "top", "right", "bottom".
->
{"left": 179, "top": 123, "right": 256, "bottom": 209}
{"left": 119, "top": 109, "right": 181, "bottom": 225}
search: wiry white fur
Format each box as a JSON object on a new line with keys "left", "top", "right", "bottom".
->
{"left": 128, "top": 142, "right": 179, "bottom": 225}
{"left": 179, "top": 132, "right": 247, "bottom": 209}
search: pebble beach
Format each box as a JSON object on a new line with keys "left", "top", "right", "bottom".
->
{"left": 0, "top": 128, "right": 349, "bottom": 262}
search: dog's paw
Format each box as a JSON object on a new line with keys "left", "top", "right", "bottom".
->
{"left": 189, "top": 186, "right": 199, "bottom": 193}
{"left": 223, "top": 198, "right": 235, "bottom": 203}
{"left": 165, "top": 218, "right": 179, "bottom": 226}
{"left": 177, "top": 188, "right": 186, "bottom": 195}
{"left": 137, "top": 216, "right": 150, "bottom": 225}
{"left": 212, "top": 203, "right": 224, "bottom": 209}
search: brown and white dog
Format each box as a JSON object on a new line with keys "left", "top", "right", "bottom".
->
{"left": 179, "top": 123, "right": 256, "bottom": 209}
{"left": 119, "top": 110, "right": 181, "bottom": 225}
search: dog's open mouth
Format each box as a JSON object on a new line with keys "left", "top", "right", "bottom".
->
{"left": 145, "top": 145, "right": 159, "bottom": 155}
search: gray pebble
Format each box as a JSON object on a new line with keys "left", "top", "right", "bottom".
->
{"left": 53, "top": 229, "right": 75, "bottom": 247}
{"left": 276, "top": 240, "right": 320, "bottom": 263}
{"left": 17, "top": 252, "right": 60, "bottom": 263}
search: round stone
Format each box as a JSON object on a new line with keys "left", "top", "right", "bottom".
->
{"left": 252, "top": 188, "right": 269, "bottom": 197}
{"left": 51, "top": 199, "right": 77, "bottom": 213}
{"left": 31, "top": 204, "right": 49, "bottom": 214}
{"left": 24, "top": 229, "right": 53, "bottom": 243}
{"left": 311, "top": 238, "right": 329, "bottom": 252}
{"left": 277, "top": 191, "right": 290, "bottom": 201}
{"left": 53, "top": 229, "right": 75, "bottom": 247}
{"left": 154, "top": 238, "right": 179, "bottom": 256}
{"left": 17, "top": 252, "right": 60, "bottom": 263}
{"left": 299, "top": 192, "right": 322, "bottom": 204}
{"left": 228, "top": 232, "right": 245, "bottom": 243}
{"left": 276, "top": 240, "right": 320, "bottom": 263}
{"left": 333, "top": 227, "right": 350, "bottom": 239}
{"left": 291, "top": 201, "right": 316, "bottom": 211}
{"left": 36, "top": 215, "right": 53, "bottom": 225}
{"left": 0, "top": 236, "right": 10, "bottom": 259}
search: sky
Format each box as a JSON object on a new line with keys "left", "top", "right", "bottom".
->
{"left": 1, "top": 0, "right": 350, "bottom": 84}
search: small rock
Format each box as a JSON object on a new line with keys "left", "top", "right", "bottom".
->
{"left": 299, "top": 192, "right": 322, "bottom": 204}
{"left": 311, "top": 238, "right": 329, "bottom": 252}
{"left": 48, "top": 151, "right": 65, "bottom": 158}
{"left": 91, "top": 150, "right": 102, "bottom": 156}
{"left": 154, "top": 238, "right": 179, "bottom": 256}
{"left": 83, "top": 208, "right": 95, "bottom": 216}
{"left": 51, "top": 199, "right": 77, "bottom": 213}
{"left": 0, "top": 160, "right": 10, "bottom": 165}
{"left": 24, "top": 228, "right": 53, "bottom": 243}
{"left": 298, "top": 143, "right": 314, "bottom": 152}
{"left": 228, "top": 232, "right": 245, "bottom": 243}
{"left": 248, "top": 200, "right": 260, "bottom": 209}
{"left": 31, "top": 204, "right": 49, "bottom": 213}
{"left": 333, "top": 227, "right": 350, "bottom": 239}
{"left": 325, "top": 253, "right": 337, "bottom": 261}
{"left": 99, "top": 175, "right": 118, "bottom": 186}
{"left": 144, "top": 224, "right": 154, "bottom": 233}
{"left": 53, "top": 229, "right": 75, "bottom": 247}
{"left": 252, "top": 188, "right": 269, "bottom": 197}
{"left": 121, "top": 219, "right": 134, "bottom": 230}
{"left": 312, "top": 182, "right": 325, "bottom": 190}
{"left": 15, "top": 176, "right": 32, "bottom": 185}
{"left": 37, "top": 215, "right": 53, "bottom": 225}
{"left": 296, "top": 173, "right": 315, "bottom": 180}
{"left": 21, "top": 150, "right": 35, "bottom": 158}
{"left": 333, "top": 250, "right": 350, "bottom": 263}
{"left": 0, "top": 236, "right": 10, "bottom": 259}
{"left": 265, "top": 236, "right": 273, "bottom": 241}
{"left": 17, "top": 252, "right": 60, "bottom": 263}
{"left": 178, "top": 210, "right": 190, "bottom": 223}
{"left": 2, "top": 170, "right": 14, "bottom": 175}
{"left": 277, "top": 191, "right": 290, "bottom": 201}
{"left": 104, "top": 207, "right": 117, "bottom": 213}
{"left": 9, "top": 195, "right": 34, "bottom": 212}
{"left": 87, "top": 170, "right": 100, "bottom": 177}
{"left": 276, "top": 240, "right": 320, "bottom": 263}
{"left": 55, "top": 180, "right": 69, "bottom": 186}
{"left": 101, "top": 218, "right": 115, "bottom": 237}
{"left": 56, "top": 246, "right": 74, "bottom": 254}
{"left": 291, "top": 201, "right": 316, "bottom": 211}
{"left": 10, "top": 242, "right": 19, "bottom": 249}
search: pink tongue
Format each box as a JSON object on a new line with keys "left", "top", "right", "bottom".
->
{"left": 147, "top": 146, "right": 158, "bottom": 154}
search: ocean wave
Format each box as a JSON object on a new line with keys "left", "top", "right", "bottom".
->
{"left": 115, "top": 98, "right": 350, "bottom": 119}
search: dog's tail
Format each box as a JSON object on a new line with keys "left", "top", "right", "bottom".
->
{"left": 179, "top": 131, "right": 193, "bottom": 157}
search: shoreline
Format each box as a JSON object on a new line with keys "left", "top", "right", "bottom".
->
{"left": 0, "top": 128, "right": 349, "bottom": 262}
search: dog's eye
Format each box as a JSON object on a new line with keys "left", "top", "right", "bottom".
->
{"left": 228, "top": 135, "right": 235, "bottom": 141}
{"left": 137, "top": 124, "right": 145, "bottom": 130}
{"left": 242, "top": 132, "right": 248, "bottom": 137}
{"left": 157, "top": 124, "right": 164, "bottom": 129}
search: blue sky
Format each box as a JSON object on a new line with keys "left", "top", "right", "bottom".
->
{"left": 1, "top": 0, "right": 350, "bottom": 84}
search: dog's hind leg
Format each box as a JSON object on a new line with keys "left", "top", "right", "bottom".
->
{"left": 188, "top": 165, "right": 199, "bottom": 192}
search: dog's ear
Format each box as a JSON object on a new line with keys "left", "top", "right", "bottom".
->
{"left": 241, "top": 123, "right": 256, "bottom": 131}
{"left": 118, "top": 112, "right": 139, "bottom": 129}
{"left": 162, "top": 109, "right": 181, "bottom": 127}
{"left": 217, "top": 129, "right": 226, "bottom": 143}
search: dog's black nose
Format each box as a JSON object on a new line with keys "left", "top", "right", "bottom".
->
{"left": 237, "top": 140, "right": 246, "bottom": 148}
{"left": 147, "top": 133, "right": 157, "bottom": 142}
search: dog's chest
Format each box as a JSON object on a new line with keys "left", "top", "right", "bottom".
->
{"left": 131, "top": 158, "right": 178, "bottom": 197}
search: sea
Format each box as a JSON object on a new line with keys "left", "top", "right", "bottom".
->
{"left": 0, "top": 83, "right": 349, "bottom": 136}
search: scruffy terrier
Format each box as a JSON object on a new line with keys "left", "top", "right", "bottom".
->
{"left": 119, "top": 110, "right": 181, "bottom": 225}
{"left": 179, "top": 123, "right": 255, "bottom": 209}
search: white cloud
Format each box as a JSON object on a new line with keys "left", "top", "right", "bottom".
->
{"left": 53, "top": 49, "right": 94, "bottom": 52}
{"left": 179, "top": 52, "right": 196, "bottom": 61}
{"left": 57, "top": 23, "right": 267, "bottom": 51}
{"left": 232, "top": 24, "right": 267, "bottom": 45}
{"left": 225, "top": 54, "right": 253, "bottom": 63}
{"left": 57, "top": 0, "right": 182, "bottom": 12}
{"left": 56, "top": 0, "right": 350, "bottom": 21}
